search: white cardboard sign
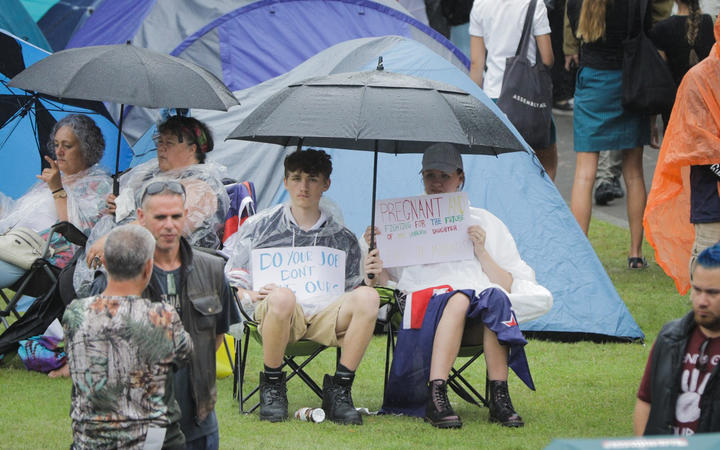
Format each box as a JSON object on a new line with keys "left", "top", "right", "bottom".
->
{"left": 374, "top": 192, "right": 474, "bottom": 268}
{"left": 251, "top": 246, "right": 346, "bottom": 301}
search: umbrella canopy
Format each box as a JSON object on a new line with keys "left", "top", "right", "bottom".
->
{"left": 9, "top": 42, "right": 239, "bottom": 110}
{"left": 9, "top": 41, "right": 238, "bottom": 193}
{"left": 228, "top": 67, "right": 525, "bottom": 155}
{"left": 228, "top": 65, "right": 527, "bottom": 256}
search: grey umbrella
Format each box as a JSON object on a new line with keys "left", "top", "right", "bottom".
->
{"left": 9, "top": 42, "right": 239, "bottom": 193}
{"left": 227, "top": 63, "right": 527, "bottom": 262}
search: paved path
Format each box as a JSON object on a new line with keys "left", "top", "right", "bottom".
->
{"left": 552, "top": 113, "right": 659, "bottom": 229}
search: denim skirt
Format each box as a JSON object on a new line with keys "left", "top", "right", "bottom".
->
{"left": 573, "top": 67, "right": 650, "bottom": 152}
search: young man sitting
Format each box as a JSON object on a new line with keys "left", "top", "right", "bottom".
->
{"left": 224, "top": 149, "right": 382, "bottom": 425}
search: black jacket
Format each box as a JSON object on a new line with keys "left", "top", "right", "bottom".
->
{"left": 143, "top": 238, "right": 227, "bottom": 423}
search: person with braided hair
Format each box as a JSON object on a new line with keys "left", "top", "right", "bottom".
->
{"left": 650, "top": 0, "right": 715, "bottom": 126}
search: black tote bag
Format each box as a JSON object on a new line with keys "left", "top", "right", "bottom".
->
{"left": 621, "top": 0, "right": 676, "bottom": 115}
{"left": 496, "top": 0, "right": 553, "bottom": 149}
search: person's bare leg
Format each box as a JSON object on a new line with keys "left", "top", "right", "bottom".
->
{"left": 48, "top": 363, "right": 70, "bottom": 378}
{"left": 483, "top": 325, "right": 509, "bottom": 380}
{"left": 570, "top": 151, "right": 600, "bottom": 234}
{"left": 334, "top": 286, "right": 380, "bottom": 370}
{"left": 260, "top": 288, "right": 296, "bottom": 368}
{"left": 535, "top": 143, "right": 558, "bottom": 181}
{"left": 622, "top": 146, "right": 647, "bottom": 259}
{"left": 429, "top": 293, "right": 469, "bottom": 380}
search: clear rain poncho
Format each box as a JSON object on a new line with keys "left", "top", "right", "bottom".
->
{"left": 74, "top": 159, "right": 230, "bottom": 295}
{"left": 0, "top": 164, "right": 111, "bottom": 267}
{"left": 224, "top": 201, "right": 363, "bottom": 316}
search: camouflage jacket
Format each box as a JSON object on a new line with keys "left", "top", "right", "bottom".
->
{"left": 64, "top": 295, "right": 193, "bottom": 449}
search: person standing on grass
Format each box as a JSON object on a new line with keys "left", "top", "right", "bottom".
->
{"left": 644, "top": 15, "right": 720, "bottom": 295}
{"left": 224, "top": 148, "right": 382, "bottom": 425}
{"left": 634, "top": 243, "right": 720, "bottom": 435}
{"left": 469, "top": 0, "right": 558, "bottom": 180}
{"left": 91, "top": 181, "right": 239, "bottom": 449}
{"left": 64, "top": 224, "right": 193, "bottom": 449}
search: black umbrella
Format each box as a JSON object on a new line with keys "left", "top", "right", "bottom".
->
{"left": 227, "top": 62, "right": 527, "bottom": 259}
{"left": 9, "top": 41, "right": 239, "bottom": 194}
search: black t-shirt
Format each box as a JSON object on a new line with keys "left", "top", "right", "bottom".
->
{"left": 690, "top": 165, "right": 720, "bottom": 224}
{"left": 649, "top": 14, "right": 715, "bottom": 85}
{"left": 567, "top": 0, "right": 652, "bottom": 70}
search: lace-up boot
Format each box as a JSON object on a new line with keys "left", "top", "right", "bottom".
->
{"left": 424, "top": 379, "right": 462, "bottom": 429}
{"left": 259, "top": 371, "right": 288, "bottom": 422}
{"left": 322, "top": 374, "right": 362, "bottom": 425}
{"left": 488, "top": 380, "right": 524, "bottom": 427}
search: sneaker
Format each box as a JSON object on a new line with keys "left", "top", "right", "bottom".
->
{"left": 594, "top": 182, "right": 615, "bottom": 206}
{"left": 610, "top": 177, "right": 624, "bottom": 199}
{"left": 322, "top": 374, "right": 362, "bottom": 425}
{"left": 488, "top": 380, "right": 524, "bottom": 427}
{"left": 425, "top": 379, "right": 462, "bottom": 429}
{"left": 259, "top": 371, "right": 288, "bottom": 422}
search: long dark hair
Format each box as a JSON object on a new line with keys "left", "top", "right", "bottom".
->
{"left": 683, "top": 0, "right": 702, "bottom": 66}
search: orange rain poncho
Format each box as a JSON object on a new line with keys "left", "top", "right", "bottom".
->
{"left": 644, "top": 16, "right": 720, "bottom": 294}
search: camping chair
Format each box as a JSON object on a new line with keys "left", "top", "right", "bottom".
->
{"left": 232, "top": 290, "right": 340, "bottom": 414}
{"left": 383, "top": 287, "right": 488, "bottom": 408}
{"left": 0, "top": 221, "right": 86, "bottom": 330}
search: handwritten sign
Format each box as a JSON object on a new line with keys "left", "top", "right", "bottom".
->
{"left": 374, "top": 192, "right": 474, "bottom": 267}
{"left": 251, "top": 246, "right": 346, "bottom": 301}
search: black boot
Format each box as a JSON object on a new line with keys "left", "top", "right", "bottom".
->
{"left": 259, "top": 371, "right": 288, "bottom": 422}
{"left": 425, "top": 379, "right": 462, "bottom": 429}
{"left": 488, "top": 380, "right": 523, "bottom": 427}
{"left": 322, "top": 374, "right": 362, "bottom": 425}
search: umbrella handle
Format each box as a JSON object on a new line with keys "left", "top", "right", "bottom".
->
{"left": 367, "top": 146, "right": 378, "bottom": 280}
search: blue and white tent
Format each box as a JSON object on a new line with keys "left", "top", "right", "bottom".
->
{"left": 198, "top": 35, "right": 644, "bottom": 341}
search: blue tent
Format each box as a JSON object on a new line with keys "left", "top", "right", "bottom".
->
{"left": 65, "top": 0, "right": 642, "bottom": 340}
{"left": 0, "top": 29, "right": 132, "bottom": 199}
{"left": 192, "top": 36, "right": 644, "bottom": 341}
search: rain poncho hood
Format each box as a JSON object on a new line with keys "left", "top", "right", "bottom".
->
{"left": 225, "top": 201, "right": 363, "bottom": 316}
{"left": 644, "top": 16, "right": 720, "bottom": 294}
{"left": 0, "top": 164, "right": 111, "bottom": 235}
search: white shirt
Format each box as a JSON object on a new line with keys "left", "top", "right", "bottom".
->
{"left": 385, "top": 207, "right": 553, "bottom": 323}
{"left": 469, "top": 0, "right": 551, "bottom": 99}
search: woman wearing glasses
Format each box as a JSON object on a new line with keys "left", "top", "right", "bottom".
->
{"left": 76, "top": 116, "right": 229, "bottom": 296}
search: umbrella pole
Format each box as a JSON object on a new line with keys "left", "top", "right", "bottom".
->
{"left": 113, "top": 103, "right": 125, "bottom": 196}
{"left": 368, "top": 142, "right": 379, "bottom": 280}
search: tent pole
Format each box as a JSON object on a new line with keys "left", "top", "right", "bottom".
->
{"left": 368, "top": 141, "right": 379, "bottom": 279}
{"left": 113, "top": 103, "right": 125, "bottom": 196}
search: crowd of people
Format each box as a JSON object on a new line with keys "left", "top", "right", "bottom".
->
{"left": 0, "top": 0, "right": 719, "bottom": 446}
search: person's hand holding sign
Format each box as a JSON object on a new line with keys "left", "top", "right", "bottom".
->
{"left": 468, "top": 225, "right": 488, "bottom": 259}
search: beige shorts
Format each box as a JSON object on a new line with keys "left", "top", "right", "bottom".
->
{"left": 254, "top": 293, "right": 351, "bottom": 347}
{"left": 690, "top": 222, "right": 720, "bottom": 274}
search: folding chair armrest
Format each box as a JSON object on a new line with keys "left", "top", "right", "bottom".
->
{"left": 50, "top": 221, "right": 88, "bottom": 247}
{"left": 231, "top": 286, "right": 257, "bottom": 324}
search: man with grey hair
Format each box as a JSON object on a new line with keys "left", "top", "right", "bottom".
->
{"left": 64, "top": 224, "right": 193, "bottom": 449}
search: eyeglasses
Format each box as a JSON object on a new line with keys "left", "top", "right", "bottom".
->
{"left": 152, "top": 134, "right": 193, "bottom": 148}
{"left": 140, "top": 180, "right": 186, "bottom": 205}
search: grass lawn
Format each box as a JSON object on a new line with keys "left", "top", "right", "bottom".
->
{"left": 0, "top": 219, "right": 690, "bottom": 449}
